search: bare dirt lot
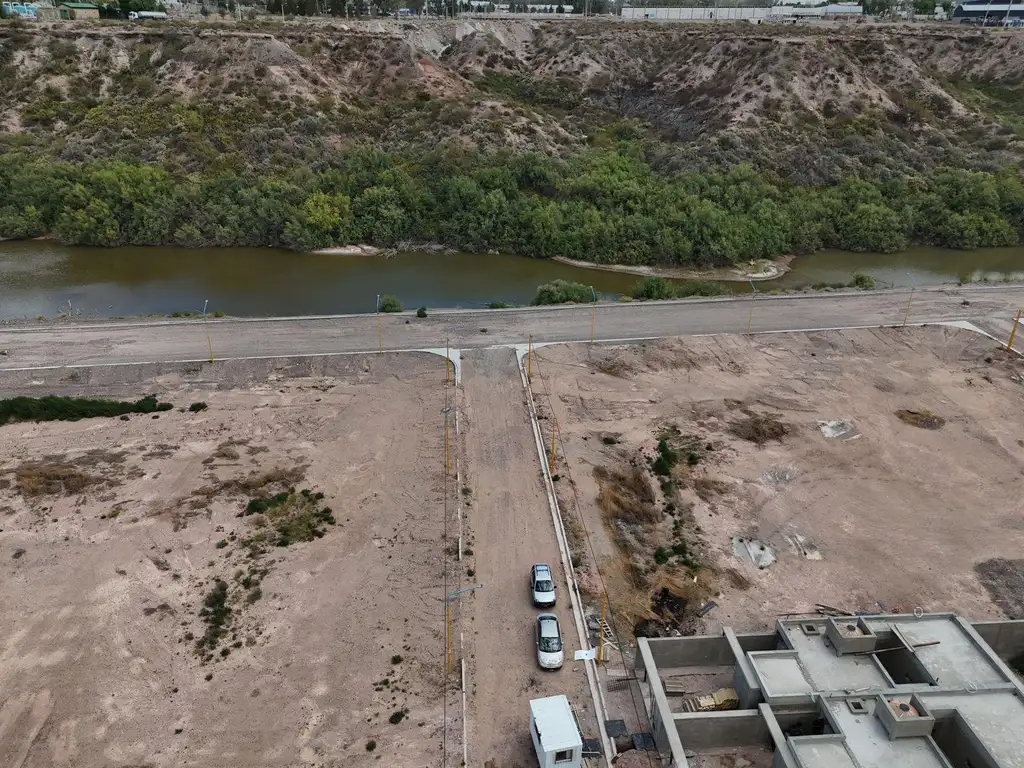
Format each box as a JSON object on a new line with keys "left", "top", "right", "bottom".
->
{"left": 531, "top": 327, "right": 1024, "bottom": 642}
{"left": 0, "top": 354, "right": 458, "bottom": 768}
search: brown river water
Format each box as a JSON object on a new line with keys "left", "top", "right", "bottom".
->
{"left": 2, "top": 241, "right": 1024, "bottom": 319}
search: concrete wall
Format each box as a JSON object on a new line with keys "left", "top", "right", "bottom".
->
{"left": 931, "top": 711, "right": 1000, "bottom": 768}
{"left": 674, "top": 710, "right": 772, "bottom": 751}
{"left": 641, "top": 632, "right": 776, "bottom": 669}
{"left": 972, "top": 620, "right": 1024, "bottom": 666}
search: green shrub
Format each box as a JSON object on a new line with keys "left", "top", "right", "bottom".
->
{"left": 416, "top": 306, "right": 427, "bottom": 318}
{"left": 195, "top": 579, "right": 231, "bottom": 652}
{"left": 379, "top": 295, "right": 402, "bottom": 313}
{"left": 675, "top": 280, "right": 727, "bottom": 298}
{"left": 852, "top": 273, "right": 875, "bottom": 290}
{"left": 0, "top": 394, "right": 172, "bottom": 425}
{"left": 653, "top": 546, "right": 670, "bottom": 565}
{"left": 189, "top": 402, "right": 208, "bottom": 412}
{"left": 632, "top": 276, "right": 675, "bottom": 301}
{"left": 487, "top": 301, "right": 510, "bottom": 309}
{"left": 651, "top": 438, "right": 678, "bottom": 476}
{"left": 533, "top": 280, "right": 595, "bottom": 306}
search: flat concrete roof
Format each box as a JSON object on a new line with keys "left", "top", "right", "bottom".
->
{"left": 923, "top": 691, "right": 1024, "bottom": 768}
{"left": 784, "top": 628, "right": 890, "bottom": 692}
{"left": 824, "top": 699, "right": 946, "bottom": 768}
{"left": 634, "top": 612, "right": 1024, "bottom": 768}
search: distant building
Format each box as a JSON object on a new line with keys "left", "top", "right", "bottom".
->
{"left": 953, "top": 1, "right": 1024, "bottom": 24}
{"left": 634, "top": 611, "right": 1024, "bottom": 768}
{"left": 57, "top": 1, "right": 99, "bottom": 18}
{"left": 620, "top": 5, "right": 863, "bottom": 22}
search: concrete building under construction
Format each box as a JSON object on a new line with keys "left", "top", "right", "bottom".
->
{"left": 634, "top": 612, "right": 1024, "bottom": 768}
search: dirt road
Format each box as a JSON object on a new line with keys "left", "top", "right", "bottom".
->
{"left": 2, "top": 285, "right": 1023, "bottom": 369}
{"left": 460, "top": 348, "right": 591, "bottom": 767}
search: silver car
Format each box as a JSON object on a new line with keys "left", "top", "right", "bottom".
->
{"left": 530, "top": 563, "right": 556, "bottom": 608}
{"left": 535, "top": 613, "right": 564, "bottom": 670}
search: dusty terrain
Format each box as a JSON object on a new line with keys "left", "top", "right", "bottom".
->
{"left": 532, "top": 327, "right": 1024, "bottom": 645}
{"left": 2, "top": 19, "right": 1024, "bottom": 175}
{"left": 0, "top": 354, "right": 459, "bottom": 768}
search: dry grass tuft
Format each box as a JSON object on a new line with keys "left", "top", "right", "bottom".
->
{"left": 691, "top": 475, "right": 730, "bottom": 502}
{"left": 193, "top": 466, "right": 306, "bottom": 501}
{"left": 591, "top": 356, "right": 636, "bottom": 378}
{"left": 895, "top": 409, "right": 945, "bottom": 430}
{"left": 594, "top": 464, "right": 658, "bottom": 525}
{"left": 212, "top": 441, "right": 242, "bottom": 461}
{"left": 14, "top": 461, "right": 105, "bottom": 496}
{"left": 730, "top": 411, "right": 789, "bottom": 445}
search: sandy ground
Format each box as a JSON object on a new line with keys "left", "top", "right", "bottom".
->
{"left": 0, "top": 354, "right": 460, "bottom": 768}
{"left": 532, "top": 327, "right": 1024, "bottom": 646}
{"left": 459, "top": 348, "right": 593, "bottom": 768}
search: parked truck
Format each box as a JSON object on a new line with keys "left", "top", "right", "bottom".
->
{"left": 128, "top": 10, "right": 168, "bottom": 20}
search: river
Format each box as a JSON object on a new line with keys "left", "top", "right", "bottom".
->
{"left": 2, "top": 241, "right": 1024, "bottom": 319}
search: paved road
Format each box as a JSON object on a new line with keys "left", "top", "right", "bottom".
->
{"left": 2, "top": 285, "right": 1022, "bottom": 369}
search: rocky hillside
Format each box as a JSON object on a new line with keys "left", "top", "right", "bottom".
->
{"left": 1, "top": 19, "right": 1024, "bottom": 180}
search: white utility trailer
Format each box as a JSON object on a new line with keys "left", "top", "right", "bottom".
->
{"left": 529, "top": 695, "right": 583, "bottom": 768}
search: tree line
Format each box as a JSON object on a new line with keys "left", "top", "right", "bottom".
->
{"left": 0, "top": 146, "right": 1021, "bottom": 264}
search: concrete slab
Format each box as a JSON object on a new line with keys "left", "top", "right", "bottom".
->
{"left": 785, "top": 630, "right": 889, "bottom": 693}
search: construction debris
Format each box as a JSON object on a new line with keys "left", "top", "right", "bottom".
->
{"left": 680, "top": 687, "right": 740, "bottom": 713}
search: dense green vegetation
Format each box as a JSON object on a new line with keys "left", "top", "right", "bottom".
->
{"left": 0, "top": 394, "right": 172, "bottom": 425}
{"left": 631, "top": 276, "right": 725, "bottom": 300}
{"left": 0, "top": 150, "right": 1021, "bottom": 266}
{"left": 533, "top": 280, "right": 596, "bottom": 305}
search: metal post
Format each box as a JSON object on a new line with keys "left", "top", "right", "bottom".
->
{"left": 445, "top": 337, "right": 450, "bottom": 386}
{"left": 376, "top": 294, "right": 382, "bottom": 355}
{"left": 1008, "top": 308, "right": 1022, "bottom": 351}
{"left": 548, "top": 423, "right": 557, "bottom": 475}
{"left": 590, "top": 286, "right": 597, "bottom": 344}
{"left": 527, "top": 334, "right": 532, "bottom": 380}
{"left": 202, "top": 299, "right": 213, "bottom": 364}
{"left": 597, "top": 596, "right": 607, "bottom": 664}
{"left": 446, "top": 585, "right": 482, "bottom": 675}
{"left": 902, "top": 286, "right": 915, "bottom": 328}
{"left": 444, "top": 412, "right": 451, "bottom": 475}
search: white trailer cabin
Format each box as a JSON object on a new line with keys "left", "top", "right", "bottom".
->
{"left": 529, "top": 695, "right": 583, "bottom": 768}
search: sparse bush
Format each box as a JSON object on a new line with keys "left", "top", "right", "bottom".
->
{"left": 730, "top": 412, "right": 789, "bottom": 445}
{"left": 416, "top": 306, "right": 427, "bottom": 318}
{"left": 196, "top": 579, "right": 231, "bottom": 653}
{"left": 189, "top": 402, "right": 208, "bottom": 412}
{"left": 388, "top": 710, "right": 406, "bottom": 724}
{"left": 632, "top": 276, "right": 674, "bottom": 301}
{"left": 365, "top": 740, "right": 377, "bottom": 752}
{"left": 391, "top": 654, "right": 403, "bottom": 664}
{"left": 243, "top": 487, "right": 336, "bottom": 547}
{"left": 651, "top": 438, "right": 679, "bottom": 477}
{"left": 533, "top": 280, "right": 595, "bottom": 306}
{"left": 487, "top": 301, "right": 510, "bottom": 309}
{"left": 379, "top": 295, "right": 402, "bottom": 313}
{"left": 851, "top": 273, "right": 875, "bottom": 290}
